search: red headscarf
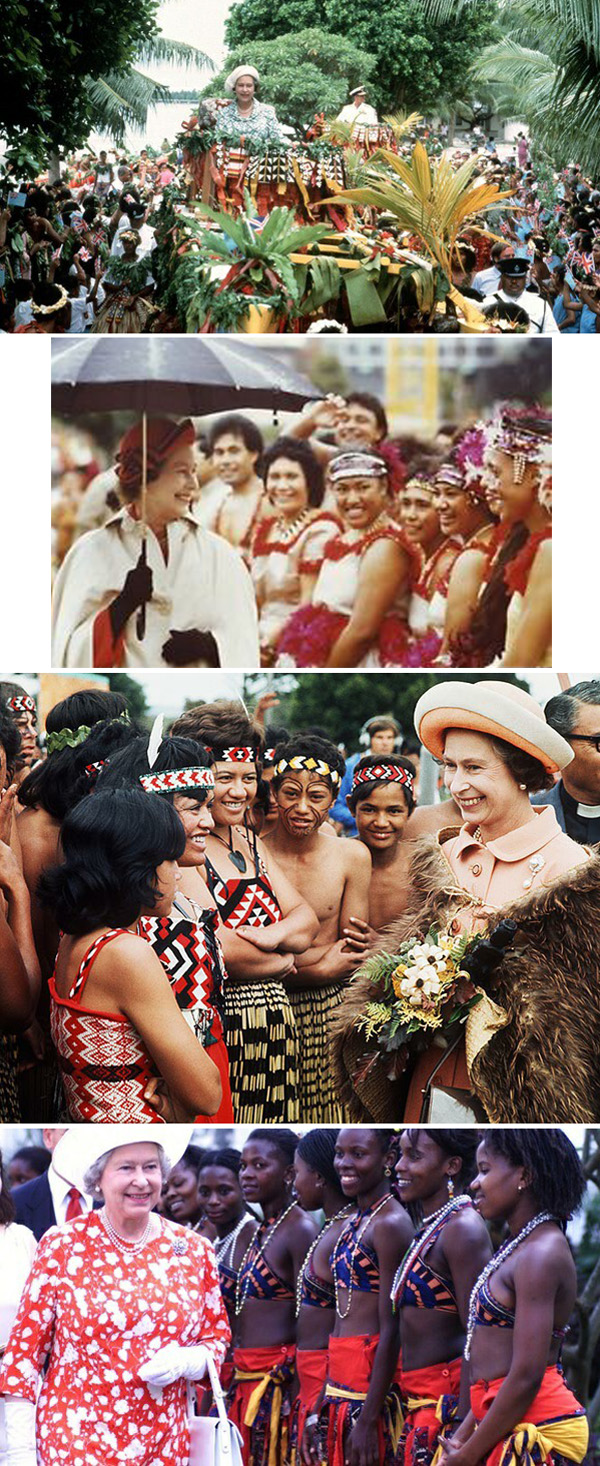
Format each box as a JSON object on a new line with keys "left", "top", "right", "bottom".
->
{"left": 115, "top": 417, "right": 196, "bottom": 498}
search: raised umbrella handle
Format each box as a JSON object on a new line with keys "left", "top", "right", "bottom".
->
{"left": 136, "top": 539, "right": 147, "bottom": 641}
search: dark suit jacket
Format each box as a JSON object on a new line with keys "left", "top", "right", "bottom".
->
{"left": 12, "top": 1171, "right": 56, "bottom": 1241}
{"left": 531, "top": 781, "right": 567, "bottom": 832}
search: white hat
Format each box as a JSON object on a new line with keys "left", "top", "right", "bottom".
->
{"left": 350, "top": 85, "right": 367, "bottom": 97}
{"left": 225, "top": 64, "right": 260, "bottom": 93}
{"left": 52, "top": 1125, "right": 194, "bottom": 1194}
{"left": 414, "top": 680, "right": 574, "bottom": 776}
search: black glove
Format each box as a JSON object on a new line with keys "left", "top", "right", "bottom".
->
{"left": 460, "top": 919, "right": 518, "bottom": 991}
{"left": 162, "top": 629, "right": 220, "bottom": 667}
{"left": 109, "top": 552, "right": 153, "bottom": 639}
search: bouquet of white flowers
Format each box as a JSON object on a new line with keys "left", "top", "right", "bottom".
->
{"left": 355, "top": 922, "right": 484, "bottom": 1061}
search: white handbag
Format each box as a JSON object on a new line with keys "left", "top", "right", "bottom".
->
{"left": 187, "top": 1352, "right": 244, "bottom": 1466}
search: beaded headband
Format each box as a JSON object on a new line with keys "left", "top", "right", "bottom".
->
{"left": 351, "top": 762, "right": 414, "bottom": 793}
{"left": 218, "top": 746, "right": 257, "bottom": 763}
{"left": 46, "top": 709, "right": 130, "bottom": 756}
{"left": 274, "top": 754, "right": 341, "bottom": 786}
{"left": 139, "top": 767, "right": 215, "bottom": 794}
{"left": 329, "top": 452, "right": 388, "bottom": 482}
{"left": 6, "top": 695, "right": 36, "bottom": 715}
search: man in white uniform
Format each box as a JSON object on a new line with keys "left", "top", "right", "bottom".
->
{"left": 482, "top": 256, "right": 558, "bottom": 334}
{"left": 337, "top": 85, "right": 379, "bottom": 130}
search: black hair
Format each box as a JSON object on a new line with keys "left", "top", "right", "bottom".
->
{"left": 198, "top": 1146, "right": 242, "bottom": 1178}
{"left": 544, "top": 681, "right": 600, "bottom": 738}
{"left": 478, "top": 1129, "right": 585, "bottom": 1220}
{"left": 271, "top": 733, "right": 345, "bottom": 793}
{"left": 347, "top": 752, "right": 415, "bottom": 814}
{"left": 405, "top": 1128, "right": 478, "bottom": 1189}
{"left": 0, "top": 697, "right": 22, "bottom": 779}
{"left": 31, "top": 282, "right": 69, "bottom": 317}
{"left": 172, "top": 700, "right": 264, "bottom": 762}
{"left": 207, "top": 413, "right": 264, "bottom": 458}
{"left": 8, "top": 1145, "right": 51, "bottom": 1177}
{"left": 0, "top": 1153, "right": 16, "bottom": 1225}
{"left": 261, "top": 436, "right": 325, "bottom": 508}
{"left": 19, "top": 690, "right": 131, "bottom": 820}
{"left": 296, "top": 1129, "right": 344, "bottom": 1194}
{"left": 246, "top": 1128, "right": 299, "bottom": 1167}
{"left": 97, "top": 733, "right": 213, "bottom": 804}
{"left": 173, "top": 1144, "right": 209, "bottom": 1178}
{"left": 37, "top": 788, "right": 185, "bottom": 933}
{"left": 345, "top": 391, "right": 388, "bottom": 439}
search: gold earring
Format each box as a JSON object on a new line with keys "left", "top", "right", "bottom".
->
{"left": 447, "top": 1176, "right": 455, "bottom": 1199}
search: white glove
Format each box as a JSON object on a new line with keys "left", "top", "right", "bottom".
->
{"left": 138, "top": 1341, "right": 212, "bottom": 1388}
{"left": 4, "top": 1396, "right": 37, "bottom": 1466}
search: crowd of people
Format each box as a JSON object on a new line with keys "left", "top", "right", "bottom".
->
{"left": 0, "top": 95, "right": 599, "bottom": 334}
{"left": 1, "top": 673, "right": 600, "bottom": 1127}
{"left": 0, "top": 1124, "right": 591, "bottom": 1466}
{"left": 50, "top": 394, "right": 552, "bottom": 670}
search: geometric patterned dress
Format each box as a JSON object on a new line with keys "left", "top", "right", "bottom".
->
{"left": 204, "top": 852, "right": 299, "bottom": 1124}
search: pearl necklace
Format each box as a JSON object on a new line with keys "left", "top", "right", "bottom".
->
{"left": 235, "top": 1200, "right": 297, "bottom": 1316}
{"left": 295, "top": 1206, "right": 352, "bottom": 1318}
{"left": 214, "top": 1213, "right": 251, "bottom": 1268}
{"left": 332, "top": 1193, "right": 393, "bottom": 1320}
{"left": 464, "top": 1210, "right": 557, "bottom": 1358}
{"left": 390, "top": 1194, "right": 472, "bottom": 1308}
{"left": 100, "top": 1207, "right": 153, "bottom": 1255}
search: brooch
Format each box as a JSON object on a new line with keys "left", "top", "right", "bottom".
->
{"left": 172, "top": 1237, "right": 188, "bottom": 1255}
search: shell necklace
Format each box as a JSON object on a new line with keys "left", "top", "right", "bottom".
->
{"left": 235, "top": 1200, "right": 296, "bottom": 1316}
{"left": 465, "top": 1210, "right": 558, "bottom": 1357}
{"left": 295, "top": 1206, "right": 352, "bottom": 1317}
{"left": 100, "top": 1207, "right": 153, "bottom": 1255}
{"left": 214, "top": 1213, "right": 251, "bottom": 1268}
{"left": 391, "top": 1194, "right": 472, "bottom": 1308}
{"left": 332, "top": 1192, "right": 393, "bottom": 1320}
{"left": 274, "top": 509, "right": 310, "bottom": 541}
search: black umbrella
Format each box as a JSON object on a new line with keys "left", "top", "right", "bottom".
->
{"left": 51, "top": 336, "right": 322, "bottom": 639}
{"left": 51, "top": 336, "right": 322, "bottom": 415}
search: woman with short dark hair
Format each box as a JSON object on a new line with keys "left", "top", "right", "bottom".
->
{"left": 40, "top": 788, "right": 223, "bottom": 1122}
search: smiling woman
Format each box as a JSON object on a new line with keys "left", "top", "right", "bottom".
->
{"left": 51, "top": 416, "right": 260, "bottom": 669}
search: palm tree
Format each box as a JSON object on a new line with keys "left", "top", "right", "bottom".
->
{"left": 423, "top": 0, "right": 600, "bottom": 175}
{"left": 86, "top": 33, "right": 213, "bottom": 143}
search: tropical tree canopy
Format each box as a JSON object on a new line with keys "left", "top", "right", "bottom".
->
{"left": 424, "top": 0, "right": 600, "bottom": 175}
{"left": 201, "top": 28, "right": 376, "bottom": 132}
{"left": 224, "top": 0, "right": 500, "bottom": 115}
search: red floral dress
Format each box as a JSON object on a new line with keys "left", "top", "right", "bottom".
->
{"left": 0, "top": 1213, "right": 230, "bottom": 1466}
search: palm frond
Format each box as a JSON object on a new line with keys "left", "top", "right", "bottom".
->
{"left": 135, "top": 36, "right": 214, "bottom": 70}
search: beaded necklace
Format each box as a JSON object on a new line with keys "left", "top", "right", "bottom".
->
{"left": 235, "top": 1199, "right": 297, "bottom": 1316}
{"left": 295, "top": 1206, "right": 352, "bottom": 1317}
{"left": 390, "top": 1194, "right": 472, "bottom": 1309}
{"left": 332, "top": 1192, "right": 393, "bottom": 1320}
{"left": 100, "top": 1207, "right": 154, "bottom": 1255}
{"left": 214, "top": 1212, "right": 252, "bottom": 1268}
{"left": 464, "top": 1210, "right": 557, "bottom": 1358}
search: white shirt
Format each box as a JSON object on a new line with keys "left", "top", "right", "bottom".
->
{"left": 481, "top": 287, "right": 558, "bottom": 334}
{"left": 337, "top": 102, "right": 379, "bottom": 128}
{"left": 472, "top": 263, "right": 502, "bottom": 295}
{"left": 52, "top": 507, "right": 260, "bottom": 668}
{"left": 47, "top": 1164, "right": 94, "bottom": 1226}
{"left": 111, "top": 219, "right": 155, "bottom": 259}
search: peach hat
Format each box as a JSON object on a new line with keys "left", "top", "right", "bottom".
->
{"left": 414, "top": 680, "right": 573, "bottom": 775}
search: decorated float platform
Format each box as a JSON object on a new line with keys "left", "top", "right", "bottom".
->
{"left": 149, "top": 103, "right": 514, "bottom": 334}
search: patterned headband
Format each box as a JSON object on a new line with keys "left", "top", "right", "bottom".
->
{"left": 85, "top": 761, "right": 106, "bottom": 780}
{"left": 274, "top": 754, "right": 341, "bottom": 786}
{"left": 46, "top": 709, "right": 130, "bottom": 756}
{"left": 263, "top": 747, "right": 277, "bottom": 765}
{"left": 218, "top": 746, "right": 257, "bottom": 763}
{"left": 139, "top": 767, "right": 215, "bottom": 794}
{"left": 351, "top": 762, "right": 414, "bottom": 793}
{"left": 6, "top": 695, "right": 36, "bottom": 715}
{"left": 329, "top": 452, "right": 388, "bottom": 482}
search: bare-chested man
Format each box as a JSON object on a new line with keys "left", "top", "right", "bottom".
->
{"left": 351, "top": 752, "right": 461, "bottom": 930}
{"left": 264, "top": 734, "right": 371, "bottom": 1121}
{"left": 198, "top": 413, "right": 266, "bottom": 555}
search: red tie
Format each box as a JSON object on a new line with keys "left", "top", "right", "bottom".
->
{"left": 65, "top": 1187, "right": 84, "bottom": 1221}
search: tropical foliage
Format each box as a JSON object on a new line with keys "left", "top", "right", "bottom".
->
{"left": 424, "top": 0, "right": 600, "bottom": 175}
{"left": 201, "top": 29, "right": 375, "bottom": 133}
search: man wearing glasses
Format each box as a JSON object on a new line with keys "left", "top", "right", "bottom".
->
{"left": 533, "top": 680, "right": 600, "bottom": 842}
